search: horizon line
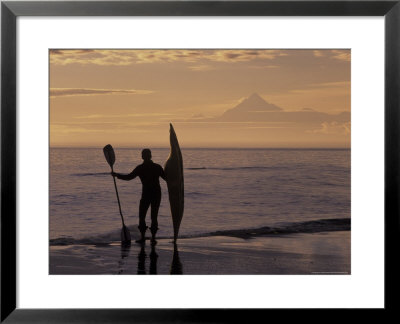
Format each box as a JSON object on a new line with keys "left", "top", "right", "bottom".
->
{"left": 49, "top": 146, "right": 351, "bottom": 150}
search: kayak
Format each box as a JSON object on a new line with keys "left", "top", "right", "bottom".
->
{"left": 164, "top": 123, "right": 184, "bottom": 242}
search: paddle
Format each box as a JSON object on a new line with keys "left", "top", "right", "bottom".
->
{"left": 103, "top": 144, "right": 131, "bottom": 245}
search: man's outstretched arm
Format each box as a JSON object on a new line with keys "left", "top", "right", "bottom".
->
{"left": 112, "top": 167, "right": 138, "bottom": 181}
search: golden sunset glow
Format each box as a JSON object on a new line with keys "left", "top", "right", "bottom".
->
{"left": 50, "top": 49, "right": 350, "bottom": 148}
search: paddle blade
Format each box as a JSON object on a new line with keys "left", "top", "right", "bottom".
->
{"left": 103, "top": 144, "right": 115, "bottom": 167}
{"left": 121, "top": 225, "right": 131, "bottom": 245}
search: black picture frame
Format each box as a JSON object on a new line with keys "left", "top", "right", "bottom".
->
{"left": 1, "top": 0, "right": 399, "bottom": 322}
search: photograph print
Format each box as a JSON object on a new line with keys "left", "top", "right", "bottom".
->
{"left": 49, "top": 49, "right": 350, "bottom": 275}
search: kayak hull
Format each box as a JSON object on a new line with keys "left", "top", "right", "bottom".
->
{"left": 164, "top": 124, "right": 184, "bottom": 241}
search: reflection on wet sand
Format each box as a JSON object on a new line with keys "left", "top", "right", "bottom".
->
{"left": 118, "top": 243, "right": 131, "bottom": 274}
{"left": 133, "top": 242, "right": 183, "bottom": 275}
{"left": 137, "top": 243, "right": 159, "bottom": 274}
{"left": 170, "top": 243, "right": 183, "bottom": 274}
{"left": 114, "top": 243, "right": 183, "bottom": 275}
{"left": 149, "top": 244, "right": 158, "bottom": 274}
{"left": 137, "top": 243, "right": 147, "bottom": 274}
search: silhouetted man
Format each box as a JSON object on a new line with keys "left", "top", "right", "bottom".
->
{"left": 112, "top": 149, "right": 166, "bottom": 244}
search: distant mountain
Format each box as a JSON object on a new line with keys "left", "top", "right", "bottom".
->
{"left": 216, "top": 93, "right": 350, "bottom": 124}
{"left": 224, "top": 93, "right": 282, "bottom": 114}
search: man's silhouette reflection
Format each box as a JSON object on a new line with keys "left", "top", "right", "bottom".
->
{"left": 112, "top": 149, "right": 166, "bottom": 244}
{"left": 170, "top": 243, "right": 183, "bottom": 274}
{"left": 137, "top": 243, "right": 158, "bottom": 275}
{"left": 149, "top": 244, "right": 158, "bottom": 275}
{"left": 135, "top": 242, "right": 183, "bottom": 274}
{"left": 137, "top": 243, "right": 147, "bottom": 275}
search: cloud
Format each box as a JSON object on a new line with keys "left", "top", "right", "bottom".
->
{"left": 313, "top": 50, "right": 325, "bottom": 58}
{"left": 50, "top": 49, "right": 289, "bottom": 66}
{"left": 308, "top": 121, "right": 351, "bottom": 135}
{"left": 50, "top": 88, "right": 154, "bottom": 98}
{"left": 73, "top": 113, "right": 173, "bottom": 119}
{"left": 50, "top": 124, "right": 102, "bottom": 134}
{"left": 51, "top": 121, "right": 164, "bottom": 134}
{"left": 247, "top": 64, "right": 280, "bottom": 70}
{"left": 289, "top": 81, "right": 350, "bottom": 95}
{"left": 190, "top": 113, "right": 207, "bottom": 119}
{"left": 330, "top": 50, "right": 351, "bottom": 61}
{"left": 206, "top": 50, "right": 287, "bottom": 62}
{"left": 313, "top": 50, "right": 350, "bottom": 62}
{"left": 188, "top": 64, "right": 216, "bottom": 71}
{"left": 261, "top": 65, "right": 280, "bottom": 69}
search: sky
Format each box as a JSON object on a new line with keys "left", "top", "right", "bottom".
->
{"left": 50, "top": 49, "right": 350, "bottom": 148}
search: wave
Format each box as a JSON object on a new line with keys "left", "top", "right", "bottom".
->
{"left": 184, "top": 218, "right": 350, "bottom": 239}
{"left": 50, "top": 226, "right": 140, "bottom": 246}
{"left": 186, "top": 191, "right": 212, "bottom": 197}
{"left": 70, "top": 167, "right": 276, "bottom": 176}
{"left": 186, "top": 167, "right": 208, "bottom": 170}
{"left": 50, "top": 218, "right": 350, "bottom": 246}
{"left": 186, "top": 166, "right": 287, "bottom": 171}
{"left": 71, "top": 172, "right": 110, "bottom": 177}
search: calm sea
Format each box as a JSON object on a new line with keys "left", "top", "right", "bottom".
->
{"left": 50, "top": 148, "right": 350, "bottom": 243}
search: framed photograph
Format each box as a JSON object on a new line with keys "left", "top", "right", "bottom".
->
{"left": 1, "top": 0, "right": 399, "bottom": 322}
{"left": 49, "top": 48, "right": 352, "bottom": 277}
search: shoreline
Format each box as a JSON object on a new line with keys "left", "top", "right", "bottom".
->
{"left": 50, "top": 217, "right": 350, "bottom": 246}
{"left": 50, "top": 231, "right": 350, "bottom": 275}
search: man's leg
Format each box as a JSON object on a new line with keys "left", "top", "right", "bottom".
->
{"left": 150, "top": 194, "right": 161, "bottom": 244}
{"left": 137, "top": 198, "right": 150, "bottom": 243}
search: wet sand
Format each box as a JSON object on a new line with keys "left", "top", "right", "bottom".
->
{"left": 50, "top": 231, "right": 350, "bottom": 275}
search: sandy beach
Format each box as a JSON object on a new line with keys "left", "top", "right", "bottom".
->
{"left": 50, "top": 230, "right": 350, "bottom": 275}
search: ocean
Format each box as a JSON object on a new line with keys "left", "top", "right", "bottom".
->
{"left": 49, "top": 148, "right": 350, "bottom": 245}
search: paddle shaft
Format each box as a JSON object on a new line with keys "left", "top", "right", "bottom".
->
{"left": 110, "top": 166, "right": 126, "bottom": 227}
